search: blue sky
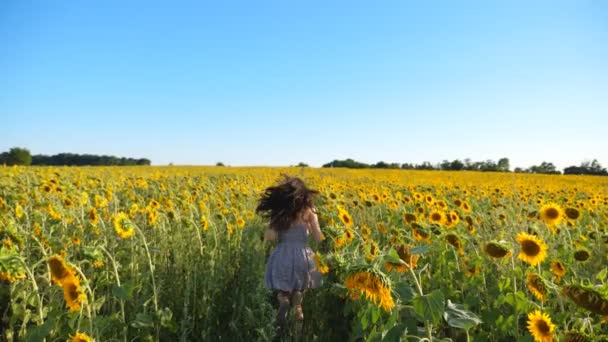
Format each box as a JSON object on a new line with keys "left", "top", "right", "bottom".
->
{"left": 1, "top": 1, "right": 607, "bottom": 169}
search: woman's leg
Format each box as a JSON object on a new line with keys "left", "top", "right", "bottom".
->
{"left": 276, "top": 291, "right": 291, "bottom": 325}
{"left": 291, "top": 290, "right": 304, "bottom": 320}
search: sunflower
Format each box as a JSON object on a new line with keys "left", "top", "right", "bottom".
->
{"left": 345, "top": 270, "right": 394, "bottom": 311}
{"left": 402, "top": 213, "right": 417, "bottom": 224}
{"left": 15, "top": 204, "right": 24, "bottom": 219}
{"left": 573, "top": 248, "right": 590, "bottom": 262}
{"left": 527, "top": 310, "right": 555, "bottom": 342}
{"left": 428, "top": 210, "right": 446, "bottom": 225}
{"left": 445, "top": 233, "right": 464, "bottom": 255}
{"left": 71, "top": 332, "right": 94, "bottom": 342}
{"left": 565, "top": 207, "right": 581, "bottom": 221}
{"left": 360, "top": 224, "right": 371, "bottom": 240}
{"left": 88, "top": 208, "right": 99, "bottom": 225}
{"left": 63, "top": 275, "right": 86, "bottom": 312}
{"left": 516, "top": 232, "right": 548, "bottom": 266}
{"left": 338, "top": 207, "right": 354, "bottom": 228}
{"left": 484, "top": 241, "right": 511, "bottom": 259}
{"left": 344, "top": 228, "right": 354, "bottom": 241}
{"left": 561, "top": 284, "right": 608, "bottom": 315}
{"left": 113, "top": 212, "right": 135, "bottom": 239}
{"left": 94, "top": 195, "right": 108, "bottom": 208}
{"left": 539, "top": 203, "right": 563, "bottom": 227}
{"left": 314, "top": 252, "right": 329, "bottom": 274}
{"left": 564, "top": 332, "right": 592, "bottom": 342}
{"left": 48, "top": 255, "right": 75, "bottom": 286}
{"left": 550, "top": 259, "right": 566, "bottom": 281}
{"left": 462, "top": 201, "right": 471, "bottom": 213}
{"left": 412, "top": 225, "right": 431, "bottom": 244}
{"left": 366, "top": 240, "right": 379, "bottom": 261}
{"left": 236, "top": 217, "right": 245, "bottom": 228}
{"left": 386, "top": 245, "right": 418, "bottom": 273}
{"left": 149, "top": 199, "right": 161, "bottom": 209}
{"left": 201, "top": 216, "right": 209, "bottom": 231}
{"left": 526, "top": 272, "right": 548, "bottom": 302}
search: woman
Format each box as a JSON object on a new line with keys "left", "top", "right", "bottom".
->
{"left": 256, "top": 175, "right": 322, "bottom": 327}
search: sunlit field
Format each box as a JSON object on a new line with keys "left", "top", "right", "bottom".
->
{"left": 1, "top": 166, "right": 607, "bottom": 341}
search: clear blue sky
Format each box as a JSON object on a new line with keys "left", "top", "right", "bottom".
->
{"left": 1, "top": 1, "right": 607, "bottom": 169}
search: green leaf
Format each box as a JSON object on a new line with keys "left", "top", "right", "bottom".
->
{"left": 412, "top": 290, "right": 445, "bottom": 325}
{"left": 395, "top": 281, "right": 416, "bottom": 302}
{"left": 371, "top": 307, "right": 380, "bottom": 324}
{"left": 384, "top": 248, "right": 404, "bottom": 264}
{"left": 410, "top": 245, "right": 429, "bottom": 255}
{"left": 383, "top": 323, "right": 406, "bottom": 342}
{"left": 597, "top": 268, "right": 607, "bottom": 282}
{"left": 443, "top": 300, "right": 482, "bottom": 331}
{"left": 132, "top": 313, "right": 155, "bottom": 329}
{"left": 26, "top": 316, "right": 55, "bottom": 342}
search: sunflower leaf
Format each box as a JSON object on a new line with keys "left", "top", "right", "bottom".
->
{"left": 443, "top": 300, "right": 482, "bottom": 331}
{"left": 412, "top": 290, "right": 444, "bottom": 325}
{"left": 384, "top": 248, "right": 404, "bottom": 264}
{"left": 410, "top": 245, "right": 429, "bottom": 255}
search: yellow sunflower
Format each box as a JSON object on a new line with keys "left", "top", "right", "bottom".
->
{"left": 47, "top": 255, "right": 74, "bottom": 286}
{"left": 428, "top": 210, "right": 446, "bottom": 225}
{"left": 113, "top": 212, "right": 135, "bottom": 239}
{"left": 338, "top": 207, "right": 354, "bottom": 228}
{"left": 539, "top": 203, "right": 563, "bottom": 227}
{"left": 526, "top": 272, "right": 548, "bottom": 302}
{"left": 516, "top": 232, "right": 548, "bottom": 266}
{"left": 527, "top": 310, "right": 555, "bottom": 342}
{"left": 345, "top": 271, "right": 394, "bottom": 311}
{"left": 314, "top": 252, "right": 329, "bottom": 274}
{"left": 550, "top": 259, "right": 566, "bottom": 281}
{"left": 71, "top": 332, "right": 94, "bottom": 342}
{"left": 63, "top": 275, "right": 86, "bottom": 312}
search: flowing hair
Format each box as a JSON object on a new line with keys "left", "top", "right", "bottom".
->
{"left": 256, "top": 175, "right": 319, "bottom": 231}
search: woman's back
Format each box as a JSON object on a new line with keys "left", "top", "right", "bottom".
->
{"left": 277, "top": 222, "right": 308, "bottom": 245}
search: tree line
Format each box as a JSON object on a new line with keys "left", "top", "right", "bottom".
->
{"left": 322, "top": 158, "right": 608, "bottom": 175}
{"left": 0, "top": 147, "right": 151, "bottom": 166}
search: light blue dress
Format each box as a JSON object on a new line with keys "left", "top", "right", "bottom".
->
{"left": 264, "top": 223, "right": 321, "bottom": 291}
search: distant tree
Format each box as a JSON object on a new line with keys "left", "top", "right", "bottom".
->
{"left": 322, "top": 159, "right": 369, "bottom": 169}
{"left": 216, "top": 162, "right": 225, "bottom": 167}
{"left": 2, "top": 147, "right": 32, "bottom": 165}
{"left": 497, "top": 158, "right": 510, "bottom": 172}
{"left": 400, "top": 163, "right": 415, "bottom": 169}
{"left": 528, "top": 162, "right": 559, "bottom": 174}
{"left": 296, "top": 162, "right": 309, "bottom": 167}
{"left": 564, "top": 159, "right": 607, "bottom": 176}
{"left": 514, "top": 167, "right": 526, "bottom": 173}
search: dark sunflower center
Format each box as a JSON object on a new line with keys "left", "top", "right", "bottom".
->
{"left": 545, "top": 208, "right": 560, "bottom": 220}
{"left": 342, "top": 215, "right": 350, "bottom": 224}
{"left": 431, "top": 213, "right": 441, "bottom": 221}
{"left": 522, "top": 240, "right": 541, "bottom": 256}
{"left": 535, "top": 320, "right": 551, "bottom": 334}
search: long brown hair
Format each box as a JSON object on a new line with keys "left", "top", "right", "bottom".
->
{"left": 256, "top": 175, "right": 319, "bottom": 231}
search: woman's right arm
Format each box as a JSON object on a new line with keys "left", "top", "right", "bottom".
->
{"left": 306, "top": 208, "right": 322, "bottom": 243}
{"left": 264, "top": 228, "right": 277, "bottom": 242}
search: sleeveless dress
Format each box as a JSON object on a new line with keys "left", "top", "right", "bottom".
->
{"left": 264, "top": 223, "right": 321, "bottom": 291}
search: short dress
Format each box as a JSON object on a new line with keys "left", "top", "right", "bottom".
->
{"left": 264, "top": 223, "right": 321, "bottom": 292}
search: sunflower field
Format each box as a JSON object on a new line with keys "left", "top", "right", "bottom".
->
{"left": 1, "top": 166, "right": 607, "bottom": 342}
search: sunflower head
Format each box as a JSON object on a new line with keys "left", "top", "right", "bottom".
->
{"left": 484, "top": 241, "right": 511, "bottom": 259}
{"left": 573, "top": 249, "right": 590, "bottom": 262}
{"left": 561, "top": 284, "right": 608, "bottom": 315}
{"left": 48, "top": 255, "right": 74, "bottom": 285}
{"left": 527, "top": 310, "right": 555, "bottom": 342}
{"left": 526, "top": 272, "right": 548, "bottom": 302}
{"left": 539, "top": 203, "right": 563, "bottom": 227}
{"left": 550, "top": 259, "right": 566, "bottom": 281}
{"left": 516, "top": 232, "right": 548, "bottom": 266}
